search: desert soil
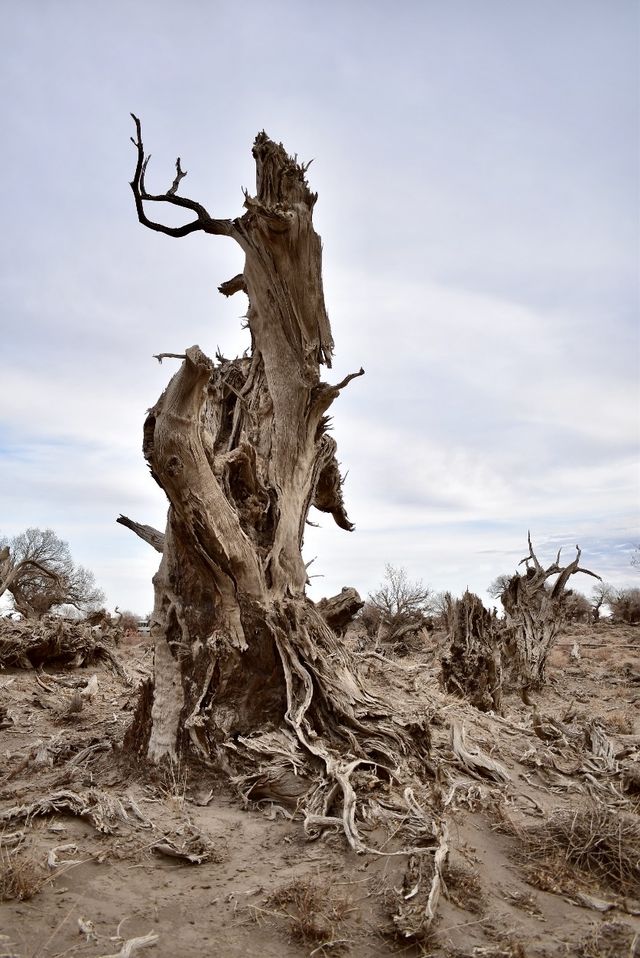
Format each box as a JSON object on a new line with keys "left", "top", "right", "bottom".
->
{"left": 1, "top": 623, "right": 639, "bottom": 958}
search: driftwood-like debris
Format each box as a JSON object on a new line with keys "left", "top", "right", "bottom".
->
{"left": 317, "top": 587, "right": 364, "bottom": 635}
{"left": 151, "top": 830, "right": 219, "bottom": 865}
{"left": 96, "top": 933, "right": 159, "bottom": 958}
{"left": 450, "top": 721, "right": 510, "bottom": 784}
{"left": 0, "top": 788, "right": 129, "bottom": 834}
{"left": 0, "top": 615, "right": 126, "bottom": 676}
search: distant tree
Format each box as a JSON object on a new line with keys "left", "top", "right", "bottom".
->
{"left": 591, "top": 581, "right": 616, "bottom": 621}
{"left": 368, "top": 564, "right": 433, "bottom": 642}
{"left": 487, "top": 574, "right": 511, "bottom": 601}
{"left": 631, "top": 545, "right": 640, "bottom": 570}
{"left": 431, "top": 590, "right": 455, "bottom": 632}
{"left": 608, "top": 588, "right": 640, "bottom": 625}
{"left": 562, "top": 590, "right": 592, "bottom": 623}
{"left": 0, "top": 528, "right": 104, "bottom": 618}
{"left": 118, "top": 609, "right": 141, "bottom": 633}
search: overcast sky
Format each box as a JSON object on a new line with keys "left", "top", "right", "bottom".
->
{"left": 1, "top": 0, "right": 638, "bottom": 614}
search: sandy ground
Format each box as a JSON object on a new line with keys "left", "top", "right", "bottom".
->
{"left": 1, "top": 623, "right": 639, "bottom": 958}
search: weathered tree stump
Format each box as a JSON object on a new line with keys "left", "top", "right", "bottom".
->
{"left": 120, "top": 119, "right": 431, "bottom": 854}
{"left": 500, "top": 534, "right": 600, "bottom": 689}
{"left": 441, "top": 591, "right": 503, "bottom": 712}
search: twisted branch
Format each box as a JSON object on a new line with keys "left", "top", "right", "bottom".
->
{"left": 129, "top": 114, "right": 234, "bottom": 239}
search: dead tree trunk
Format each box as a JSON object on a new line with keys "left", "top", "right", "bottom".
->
{"left": 501, "top": 534, "right": 600, "bottom": 690}
{"left": 120, "top": 118, "right": 426, "bottom": 852}
{"left": 441, "top": 591, "right": 503, "bottom": 712}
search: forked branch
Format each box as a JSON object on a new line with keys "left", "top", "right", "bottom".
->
{"left": 130, "top": 114, "right": 233, "bottom": 239}
{"left": 550, "top": 545, "right": 601, "bottom": 598}
{"left": 517, "top": 532, "right": 600, "bottom": 596}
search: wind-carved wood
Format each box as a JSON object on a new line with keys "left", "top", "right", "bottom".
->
{"left": 501, "top": 533, "right": 600, "bottom": 690}
{"left": 441, "top": 591, "right": 503, "bottom": 712}
{"left": 121, "top": 118, "right": 425, "bottom": 855}
{"left": 317, "top": 587, "right": 365, "bottom": 635}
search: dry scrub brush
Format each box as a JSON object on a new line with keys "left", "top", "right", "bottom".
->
{"left": 577, "top": 920, "right": 640, "bottom": 958}
{"left": 511, "top": 803, "right": 640, "bottom": 899}
{"left": 0, "top": 847, "right": 47, "bottom": 901}
{"left": 262, "top": 877, "right": 354, "bottom": 946}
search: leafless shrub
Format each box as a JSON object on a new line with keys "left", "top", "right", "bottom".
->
{"left": 577, "top": 920, "right": 638, "bottom": 958}
{"left": 431, "top": 590, "right": 455, "bottom": 632}
{"left": 265, "top": 877, "right": 353, "bottom": 945}
{"left": 603, "top": 710, "right": 635, "bottom": 734}
{"left": 368, "top": 564, "right": 433, "bottom": 642}
{"left": 562, "top": 590, "right": 592, "bottom": 623}
{"left": 358, "top": 601, "right": 382, "bottom": 637}
{"left": 608, "top": 587, "right": 640, "bottom": 625}
{"left": 515, "top": 804, "right": 640, "bottom": 897}
{"left": 0, "top": 847, "right": 47, "bottom": 901}
{"left": 118, "top": 609, "right": 141, "bottom": 633}
{"left": 442, "top": 859, "right": 485, "bottom": 914}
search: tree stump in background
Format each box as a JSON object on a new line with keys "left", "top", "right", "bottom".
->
{"left": 441, "top": 591, "right": 503, "bottom": 712}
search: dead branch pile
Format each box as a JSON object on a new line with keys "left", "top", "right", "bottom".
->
{"left": 0, "top": 615, "right": 125, "bottom": 672}
{"left": 0, "top": 788, "right": 130, "bottom": 834}
{"left": 518, "top": 803, "right": 640, "bottom": 898}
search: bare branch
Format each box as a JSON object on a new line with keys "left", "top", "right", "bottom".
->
{"left": 332, "top": 367, "right": 365, "bottom": 391}
{"left": 153, "top": 352, "right": 187, "bottom": 364}
{"left": 518, "top": 530, "right": 544, "bottom": 574}
{"left": 117, "top": 515, "right": 165, "bottom": 554}
{"left": 310, "top": 368, "right": 365, "bottom": 420}
{"left": 18, "top": 559, "right": 61, "bottom": 583}
{"left": 550, "top": 545, "right": 601, "bottom": 598}
{"left": 218, "top": 274, "right": 248, "bottom": 297}
{"left": 168, "top": 157, "right": 187, "bottom": 196}
{"left": 129, "top": 114, "right": 234, "bottom": 239}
